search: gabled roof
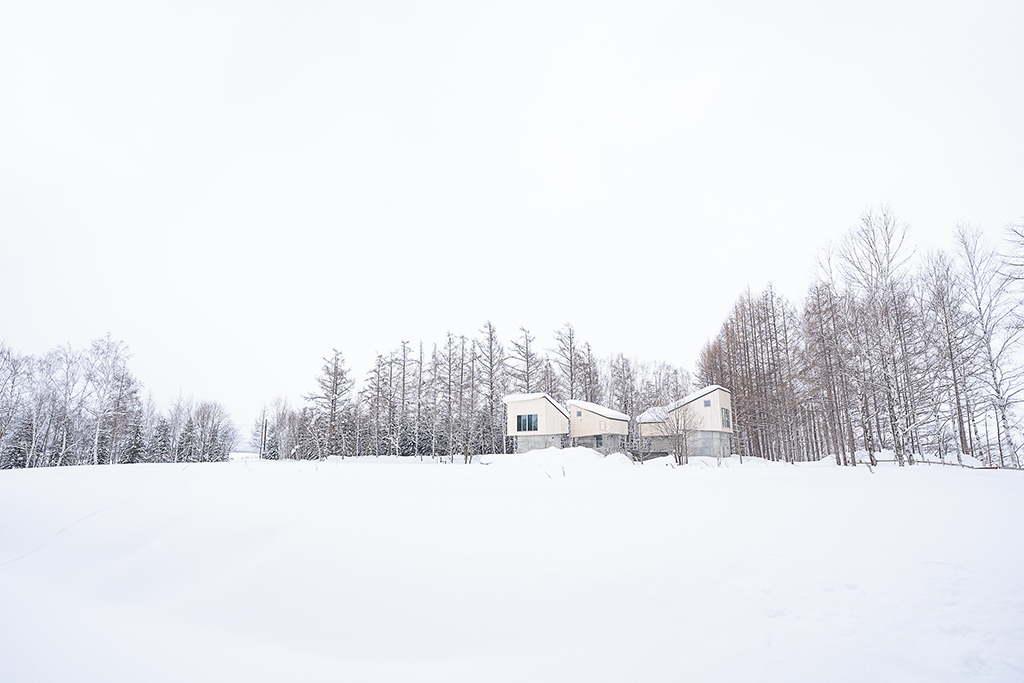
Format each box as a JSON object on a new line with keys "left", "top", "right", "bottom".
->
{"left": 665, "top": 385, "right": 730, "bottom": 414}
{"left": 638, "top": 406, "right": 668, "bottom": 424}
{"left": 502, "top": 393, "right": 571, "bottom": 420}
{"left": 566, "top": 400, "right": 629, "bottom": 422}
{"left": 640, "top": 386, "right": 730, "bottom": 423}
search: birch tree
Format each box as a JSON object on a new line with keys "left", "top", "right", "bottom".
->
{"left": 957, "top": 225, "right": 1022, "bottom": 467}
{"left": 83, "top": 335, "right": 137, "bottom": 465}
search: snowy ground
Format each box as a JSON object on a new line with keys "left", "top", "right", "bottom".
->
{"left": 1, "top": 450, "right": 1022, "bottom": 682}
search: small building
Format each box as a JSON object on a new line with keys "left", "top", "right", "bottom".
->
{"left": 566, "top": 399, "right": 629, "bottom": 454}
{"left": 639, "top": 385, "right": 733, "bottom": 459}
{"left": 503, "top": 393, "right": 570, "bottom": 453}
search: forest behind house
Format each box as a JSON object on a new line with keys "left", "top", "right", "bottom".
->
{"left": 2, "top": 208, "right": 1023, "bottom": 469}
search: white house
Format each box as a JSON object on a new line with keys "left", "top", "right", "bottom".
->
{"left": 566, "top": 399, "right": 629, "bottom": 454}
{"left": 638, "top": 385, "right": 733, "bottom": 459}
{"left": 503, "top": 393, "right": 570, "bottom": 452}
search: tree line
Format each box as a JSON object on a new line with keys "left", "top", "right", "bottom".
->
{"left": 252, "top": 323, "right": 693, "bottom": 462}
{"left": 0, "top": 335, "right": 238, "bottom": 469}
{"left": 6, "top": 208, "right": 1021, "bottom": 469}
{"left": 698, "top": 208, "right": 1024, "bottom": 467}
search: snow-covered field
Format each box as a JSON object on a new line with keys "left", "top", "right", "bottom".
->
{"left": 1, "top": 450, "right": 1022, "bottom": 682}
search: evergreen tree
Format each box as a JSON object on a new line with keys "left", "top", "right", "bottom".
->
{"left": 264, "top": 422, "right": 280, "bottom": 460}
{"left": 177, "top": 418, "right": 196, "bottom": 463}
{"left": 1, "top": 412, "right": 32, "bottom": 469}
{"left": 122, "top": 422, "right": 146, "bottom": 464}
{"left": 150, "top": 418, "right": 173, "bottom": 463}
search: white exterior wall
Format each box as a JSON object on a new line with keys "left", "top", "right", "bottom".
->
{"left": 667, "top": 388, "right": 733, "bottom": 433}
{"left": 505, "top": 396, "right": 569, "bottom": 437}
{"left": 639, "top": 387, "right": 734, "bottom": 438}
{"left": 639, "top": 420, "right": 666, "bottom": 439}
{"left": 569, "top": 406, "right": 629, "bottom": 438}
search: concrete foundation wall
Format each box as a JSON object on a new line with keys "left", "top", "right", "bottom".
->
{"left": 644, "top": 430, "right": 731, "bottom": 459}
{"left": 575, "top": 434, "right": 623, "bottom": 455}
{"left": 516, "top": 434, "right": 562, "bottom": 453}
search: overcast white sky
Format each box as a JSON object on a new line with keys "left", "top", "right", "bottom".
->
{"left": 2, "top": 0, "right": 1022, "bottom": 430}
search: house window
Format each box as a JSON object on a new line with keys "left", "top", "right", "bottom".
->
{"left": 596, "top": 435, "right": 603, "bottom": 447}
{"left": 517, "top": 414, "right": 538, "bottom": 432}
{"left": 722, "top": 408, "right": 731, "bottom": 429}
{"left": 577, "top": 411, "right": 582, "bottom": 417}
{"left": 704, "top": 400, "right": 711, "bottom": 407}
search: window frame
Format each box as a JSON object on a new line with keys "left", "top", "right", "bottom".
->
{"left": 517, "top": 414, "right": 539, "bottom": 432}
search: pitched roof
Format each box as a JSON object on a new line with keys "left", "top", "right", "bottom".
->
{"left": 637, "top": 406, "right": 668, "bottom": 424}
{"left": 502, "top": 393, "right": 571, "bottom": 420}
{"left": 639, "top": 386, "right": 730, "bottom": 423}
{"left": 665, "top": 385, "right": 730, "bottom": 413}
{"left": 566, "top": 400, "right": 629, "bottom": 422}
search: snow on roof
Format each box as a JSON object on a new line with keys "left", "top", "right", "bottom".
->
{"left": 639, "top": 386, "right": 730, "bottom": 423}
{"left": 566, "top": 400, "right": 630, "bottom": 422}
{"left": 502, "top": 392, "right": 571, "bottom": 419}
{"left": 638, "top": 406, "right": 668, "bottom": 424}
{"left": 665, "top": 385, "right": 729, "bottom": 413}
{"left": 502, "top": 392, "right": 549, "bottom": 403}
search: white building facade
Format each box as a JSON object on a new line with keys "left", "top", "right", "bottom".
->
{"left": 566, "top": 399, "right": 629, "bottom": 454}
{"left": 638, "top": 385, "right": 733, "bottom": 459}
{"left": 503, "top": 393, "right": 571, "bottom": 452}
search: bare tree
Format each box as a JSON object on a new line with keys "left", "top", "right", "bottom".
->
{"left": 509, "top": 327, "right": 540, "bottom": 394}
{"left": 305, "top": 349, "right": 353, "bottom": 459}
{"left": 957, "top": 225, "right": 1023, "bottom": 467}
{"left": 919, "top": 250, "right": 976, "bottom": 464}
{"left": 553, "top": 323, "right": 581, "bottom": 401}
{"left": 476, "top": 321, "right": 507, "bottom": 455}
{"left": 658, "top": 404, "right": 704, "bottom": 465}
{"left": 1003, "top": 220, "right": 1024, "bottom": 282}
{"left": 192, "top": 401, "right": 238, "bottom": 461}
{"left": 579, "top": 343, "right": 603, "bottom": 404}
{"left": 838, "top": 207, "right": 917, "bottom": 465}
{"left": 83, "top": 335, "right": 137, "bottom": 465}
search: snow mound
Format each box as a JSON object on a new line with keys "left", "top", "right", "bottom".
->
{"left": 2, "top": 456, "right": 1023, "bottom": 683}
{"left": 600, "top": 452, "right": 635, "bottom": 466}
{"left": 806, "top": 450, "right": 992, "bottom": 469}
{"left": 477, "top": 446, "right": 606, "bottom": 467}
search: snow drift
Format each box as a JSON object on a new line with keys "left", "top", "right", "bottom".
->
{"left": 1, "top": 452, "right": 1022, "bottom": 682}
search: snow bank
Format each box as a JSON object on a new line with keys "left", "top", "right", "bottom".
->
{"left": 599, "top": 452, "right": 634, "bottom": 466}
{"left": 478, "top": 446, "right": 605, "bottom": 466}
{"left": 809, "top": 449, "right": 992, "bottom": 469}
{"left": 1, "top": 457, "right": 1022, "bottom": 683}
